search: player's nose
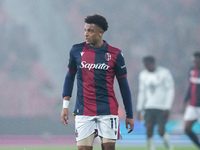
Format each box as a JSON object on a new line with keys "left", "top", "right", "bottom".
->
{"left": 84, "top": 31, "right": 88, "bottom": 37}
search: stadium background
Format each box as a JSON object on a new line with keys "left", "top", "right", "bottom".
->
{"left": 0, "top": 0, "right": 200, "bottom": 148}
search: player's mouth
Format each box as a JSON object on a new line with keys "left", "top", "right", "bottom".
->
{"left": 85, "top": 38, "right": 90, "bottom": 43}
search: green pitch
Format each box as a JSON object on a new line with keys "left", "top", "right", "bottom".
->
{"left": 0, "top": 146, "right": 197, "bottom": 150}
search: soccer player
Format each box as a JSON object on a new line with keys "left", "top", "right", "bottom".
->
{"left": 136, "top": 56, "right": 174, "bottom": 150}
{"left": 183, "top": 52, "right": 200, "bottom": 149}
{"left": 61, "top": 14, "right": 134, "bottom": 150}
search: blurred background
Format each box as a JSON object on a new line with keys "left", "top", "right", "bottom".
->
{"left": 0, "top": 0, "right": 200, "bottom": 147}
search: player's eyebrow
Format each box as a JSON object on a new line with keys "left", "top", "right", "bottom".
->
{"left": 84, "top": 27, "right": 94, "bottom": 32}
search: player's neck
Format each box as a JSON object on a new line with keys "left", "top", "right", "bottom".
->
{"left": 90, "top": 40, "right": 104, "bottom": 48}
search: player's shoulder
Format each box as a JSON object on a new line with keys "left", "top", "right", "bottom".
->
{"left": 108, "top": 43, "right": 120, "bottom": 50}
{"left": 107, "top": 42, "right": 121, "bottom": 53}
{"left": 69, "top": 42, "right": 85, "bottom": 56}
{"left": 189, "top": 67, "right": 197, "bottom": 75}
{"left": 71, "top": 42, "right": 85, "bottom": 50}
{"left": 157, "top": 66, "right": 171, "bottom": 75}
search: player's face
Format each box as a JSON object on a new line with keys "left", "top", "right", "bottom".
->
{"left": 145, "top": 63, "right": 156, "bottom": 72}
{"left": 193, "top": 56, "right": 200, "bottom": 69}
{"left": 84, "top": 23, "right": 104, "bottom": 48}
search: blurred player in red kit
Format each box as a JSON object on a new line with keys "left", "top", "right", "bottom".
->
{"left": 183, "top": 51, "right": 200, "bottom": 149}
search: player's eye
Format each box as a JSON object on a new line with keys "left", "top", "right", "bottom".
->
{"left": 88, "top": 29, "right": 94, "bottom": 33}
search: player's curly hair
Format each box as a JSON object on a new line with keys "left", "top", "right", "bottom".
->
{"left": 194, "top": 51, "right": 200, "bottom": 58}
{"left": 143, "top": 56, "right": 155, "bottom": 64}
{"left": 84, "top": 14, "right": 108, "bottom": 31}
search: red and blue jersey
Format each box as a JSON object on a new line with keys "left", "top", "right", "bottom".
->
{"left": 64, "top": 41, "right": 130, "bottom": 116}
{"left": 184, "top": 68, "right": 200, "bottom": 107}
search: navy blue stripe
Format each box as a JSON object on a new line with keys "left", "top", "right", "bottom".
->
{"left": 94, "top": 45, "right": 111, "bottom": 115}
{"left": 73, "top": 44, "right": 84, "bottom": 115}
{"left": 195, "top": 70, "right": 200, "bottom": 106}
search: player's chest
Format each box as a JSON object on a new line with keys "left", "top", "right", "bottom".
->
{"left": 75, "top": 50, "right": 115, "bottom": 71}
{"left": 143, "top": 73, "right": 164, "bottom": 86}
{"left": 190, "top": 70, "right": 200, "bottom": 84}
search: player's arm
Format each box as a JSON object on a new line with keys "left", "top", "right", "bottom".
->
{"left": 182, "top": 82, "right": 191, "bottom": 112}
{"left": 61, "top": 71, "right": 76, "bottom": 126}
{"left": 163, "top": 70, "right": 175, "bottom": 110}
{"left": 61, "top": 46, "right": 77, "bottom": 126}
{"left": 161, "top": 70, "right": 175, "bottom": 116}
{"left": 61, "top": 97, "right": 70, "bottom": 126}
{"left": 184, "top": 69, "right": 191, "bottom": 105}
{"left": 117, "top": 77, "right": 134, "bottom": 133}
{"left": 182, "top": 69, "right": 192, "bottom": 112}
{"left": 114, "top": 50, "right": 134, "bottom": 133}
{"left": 184, "top": 85, "right": 191, "bottom": 104}
{"left": 118, "top": 77, "right": 133, "bottom": 118}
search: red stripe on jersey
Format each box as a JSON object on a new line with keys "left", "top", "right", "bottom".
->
{"left": 82, "top": 44, "right": 97, "bottom": 116}
{"left": 190, "top": 69, "right": 198, "bottom": 106}
{"left": 107, "top": 45, "right": 119, "bottom": 115}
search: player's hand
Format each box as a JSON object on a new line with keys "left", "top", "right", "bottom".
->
{"left": 61, "top": 108, "right": 69, "bottom": 126}
{"left": 125, "top": 118, "right": 134, "bottom": 133}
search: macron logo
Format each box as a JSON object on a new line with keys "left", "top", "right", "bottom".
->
{"left": 80, "top": 52, "right": 84, "bottom": 56}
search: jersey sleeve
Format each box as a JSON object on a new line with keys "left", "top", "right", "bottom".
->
{"left": 114, "top": 51, "right": 127, "bottom": 79}
{"left": 62, "top": 71, "right": 75, "bottom": 97}
{"left": 163, "top": 69, "right": 175, "bottom": 109}
{"left": 62, "top": 46, "right": 77, "bottom": 98}
{"left": 118, "top": 77, "right": 133, "bottom": 118}
{"left": 67, "top": 46, "right": 77, "bottom": 74}
{"left": 184, "top": 68, "right": 192, "bottom": 102}
{"left": 184, "top": 85, "right": 191, "bottom": 102}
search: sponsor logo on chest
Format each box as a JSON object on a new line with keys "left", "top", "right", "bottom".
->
{"left": 80, "top": 61, "right": 110, "bottom": 70}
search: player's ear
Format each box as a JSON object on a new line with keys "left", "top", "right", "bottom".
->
{"left": 99, "top": 30, "right": 104, "bottom": 37}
